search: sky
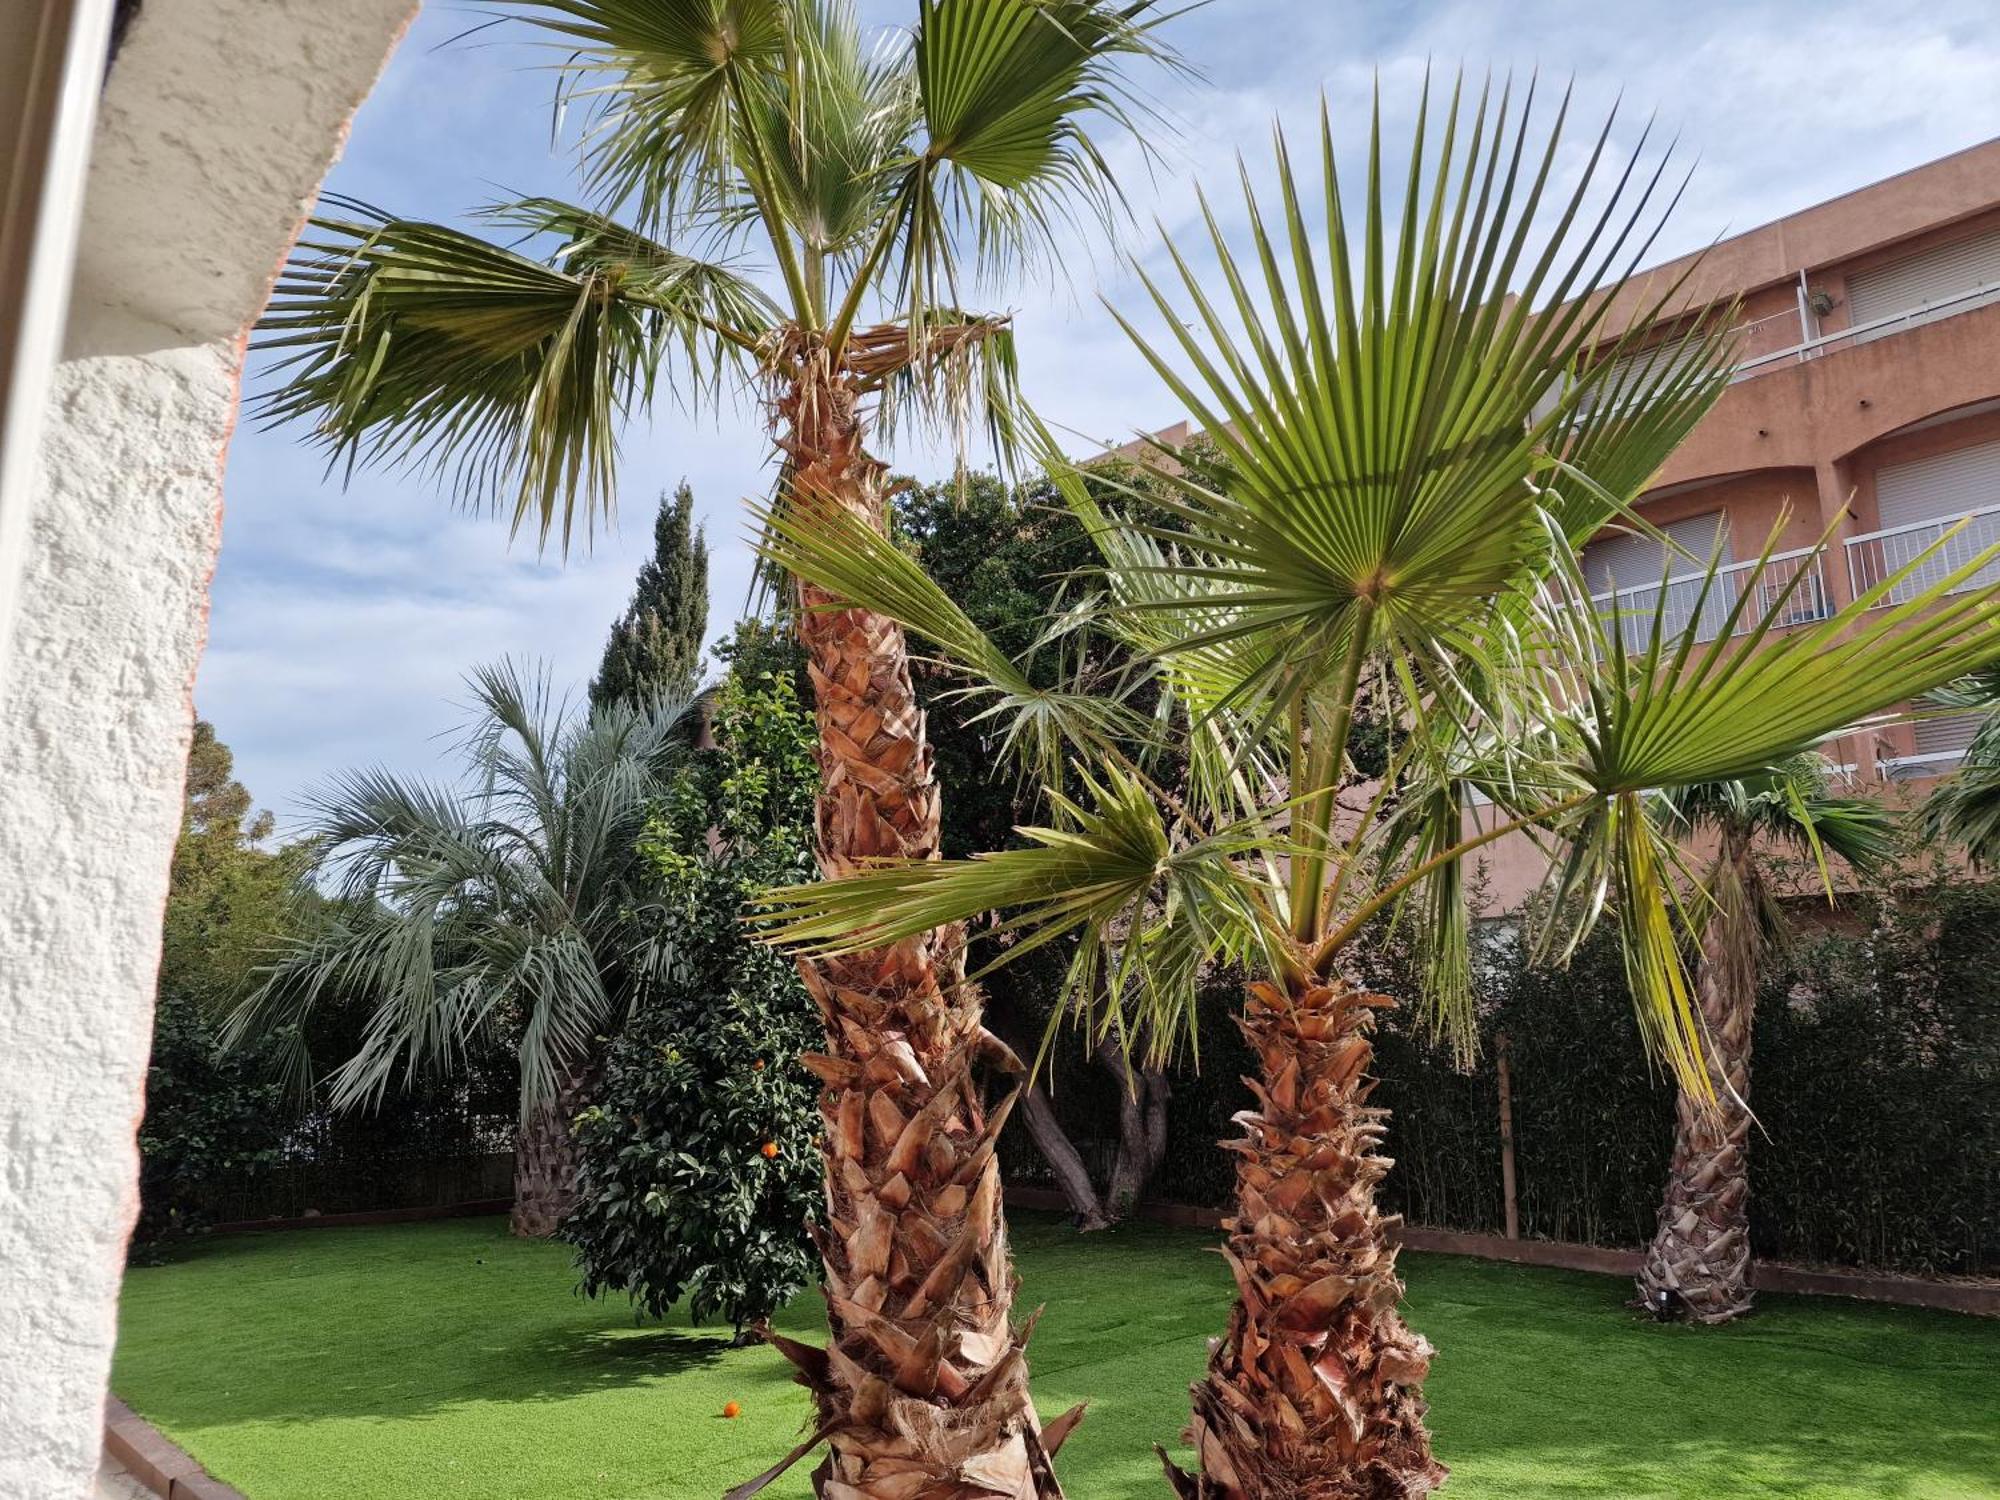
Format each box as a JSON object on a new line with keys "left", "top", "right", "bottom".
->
{"left": 200, "top": 0, "right": 2000, "bottom": 830}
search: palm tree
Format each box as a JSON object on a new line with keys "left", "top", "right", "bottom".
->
{"left": 226, "top": 661, "right": 703, "bottom": 1237}
{"left": 754, "top": 82, "right": 2000, "bottom": 1496}
{"left": 1916, "top": 665, "right": 2000, "bottom": 863}
{"left": 253, "top": 4, "right": 1180, "bottom": 1490}
{"left": 1636, "top": 758, "right": 1894, "bottom": 1324}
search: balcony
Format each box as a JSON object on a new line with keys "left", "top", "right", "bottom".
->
{"left": 1589, "top": 547, "right": 1830, "bottom": 653}
{"left": 1730, "top": 282, "right": 2000, "bottom": 386}
{"left": 1845, "top": 504, "right": 2000, "bottom": 605}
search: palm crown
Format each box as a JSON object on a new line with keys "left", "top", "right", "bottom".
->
{"left": 226, "top": 661, "right": 703, "bottom": 1116}
{"left": 757, "top": 77, "right": 2000, "bottom": 1104}
{"left": 256, "top": 0, "right": 1180, "bottom": 549}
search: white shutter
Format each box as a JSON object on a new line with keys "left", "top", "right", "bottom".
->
{"left": 1584, "top": 511, "right": 1731, "bottom": 591}
{"left": 1576, "top": 340, "right": 1705, "bottom": 418}
{"left": 1911, "top": 714, "right": 1981, "bottom": 760}
{"left": 1846, "top": 228, "right": 2000, "bottom": 339}
{"left": 1875, "top": 439, "right": 2000, "bottom": 531}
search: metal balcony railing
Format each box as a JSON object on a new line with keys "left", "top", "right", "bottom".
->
{"left": 1589, "top": 547, "right": 1830, "bottom": 653}
{"left": 1730, "top": 281, "right": 2000, "bottom": 383}
{"left": 1845, "top": 504, "right": 2000, "bottom": 606}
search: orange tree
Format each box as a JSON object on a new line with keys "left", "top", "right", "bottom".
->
{"left": 756, "top": 82, "right": 2000, "bottom": 1496}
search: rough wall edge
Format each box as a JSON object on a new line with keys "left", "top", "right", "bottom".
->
{"left": 120, "top": 0, "right": 426, "bottom": 1268}
{"left": 1002, "top": 1187, "right": 1999, "bottom": 1317}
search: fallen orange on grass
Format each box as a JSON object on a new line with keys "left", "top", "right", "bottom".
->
{"left": 723, "top": 1401, "right": 741, "bottom": 1420}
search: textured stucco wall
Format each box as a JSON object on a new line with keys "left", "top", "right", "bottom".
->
{"left": 0, "top": 3, "right": 415, "bottom": 1496}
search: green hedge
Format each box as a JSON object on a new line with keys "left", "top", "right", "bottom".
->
{"left": 1004, "top": 881, "right": 1999, "bottom": 1277}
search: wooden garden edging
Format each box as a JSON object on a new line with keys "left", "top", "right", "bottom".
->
{"left": 103, "top": 1397, "right": 246, "bottom": 1500}
{"left": 1002, "top": 1185, "right": 1999, "bottom": 1317}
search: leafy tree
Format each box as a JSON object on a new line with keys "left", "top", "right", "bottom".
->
{"left": 228, "top": 662, "right": 703, "bottom": 1237}
{"left": 139, "top": 721, "right": 302, "bottom": 1247}
{"left": 590, "top": 482, "right": 710, "bottom": 710}
{"left": 760, "top": 86, "right": 2000, "bottom": 1495}
{"left": 1636, "top": 757, "right": 1894, "bottom": 1323}
{"left": 160, "top": 721, "right": 303, "bottom": 1010}
{"left": 566, "top": 631, "right": 820, "bottom": 1334}
{"left": 254, "top": 5, "right": 1181, "bottom": 1486}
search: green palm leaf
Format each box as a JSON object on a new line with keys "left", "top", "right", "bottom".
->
{"left": 759, "top": 763, "right": 1275, "bottom": 1065}
{"left": 256, "top": 200, "right": 767, "bottom": 550}
{"left": 1101, "top": 77, "right": 1727, "bottom": 675}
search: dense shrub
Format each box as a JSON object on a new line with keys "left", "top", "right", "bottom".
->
{"left": 1006, "top": 877, "right": 1998, "bottom": 1277}
{"left": 136, "top": 991, "right": 290, "bottom": 1251}
{"left": 564, "top": 641, "right": 824, "bottom": 1331}
{"left": 1754, "top": 880, "right": 2000, "bottom": 1274}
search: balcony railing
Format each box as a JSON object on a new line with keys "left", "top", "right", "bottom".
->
{"left": 1589, "top": 547, "right": 1830, "bottom": 652}
{"left": 1730, "top": 281, "right": 2000, "bottom": 383}
{"left": 1845, "top": 504, "right": 2000, "bottom": 606}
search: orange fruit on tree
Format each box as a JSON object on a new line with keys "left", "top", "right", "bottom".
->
{"left": 760, "top": 1141, "right": 779, "bottom": 1159}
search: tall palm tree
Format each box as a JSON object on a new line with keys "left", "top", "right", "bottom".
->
{"left": 754, "top": 82, "right": 2000, "bottom": 1496}
{"left": 1636, "top": 758, "right": 1894, "bottom": 1324}
{"left": 253, "top": 4, "right": 1181, "bottom": 1491}
{"left": 227, "top": 662, "right": 703, "bottom": 1237}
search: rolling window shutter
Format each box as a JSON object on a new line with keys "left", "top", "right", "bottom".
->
{"left": 1875, "top": 439, "right": 2000, "bottom": 532}
{"left": 1846, "top": 228, "right": 2000, "bottom": 338}
{"left": 1583, "top": 510, "right": 1731, "bottom": 592}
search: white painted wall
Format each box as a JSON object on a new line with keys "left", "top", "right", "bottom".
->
{"left": 0, "top": 3, "right": 415, "bottom": 1495}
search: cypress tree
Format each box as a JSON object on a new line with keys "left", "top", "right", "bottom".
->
{"left": 589, "top": 483, "right": 709, "bottom": 710}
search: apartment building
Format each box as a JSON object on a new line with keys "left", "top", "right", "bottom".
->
{"left": 1473, "top": 138, "right": 2000, "bottom": 908}
{"left": 1577, "top": 136, "right": 2000, "bottom": 777}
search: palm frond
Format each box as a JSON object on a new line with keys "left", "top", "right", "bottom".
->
{"left": 1100, "top": 75, "right": 1716, "bottom": 681}
{"left": 748, "top": 490, "right": 1139, "bottom": 789}
{"left": 1547, "top": 518, "right": 2000, "bottom": 794}
{"left": 759, "top": 762, "right": 1274, "bottom": 1063}
{"left": 256, "top": 200, "right": 763, "bottom": 552}
{"left": 887, "top": 0, "right": 1181, "bottom": 324}
{"left": 490, "top": 0, "right": 791, "bottom": 233}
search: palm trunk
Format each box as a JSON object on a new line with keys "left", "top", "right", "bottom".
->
{"left": 1096, "top": 1037, "right": 1169, "bottom": 1221}
{"left": 1021, "top": 1081, "right": 1113, "bottom": 1231}
{"left": 762, "top": 366, "right": 1074, "bottom": 1499}
{"left": 511, "top": 1067, "right": 591, "bottom": 1239}
{"left": 1638, "top": 833, "right": 1759, "bottom": 1324}
{"left": 1164, "top": 977, "right": 1446, "bottom": 1500}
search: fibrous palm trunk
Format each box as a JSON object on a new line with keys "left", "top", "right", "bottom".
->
{"left": 1638, "top": 834, "right": 1759, "bottom": 1324}
{"left": 754, "top": 361, "right": 1076, "bottom": 1500}
{"left": 511, "top": 1067, "right": 591, "bottom": 1238}
{"left": 1164, "top": 977, "right": 1446, "bottom": 1500}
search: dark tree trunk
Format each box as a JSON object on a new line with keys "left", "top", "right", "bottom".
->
{"left": 1022, "top": 1081, "right": 1112, "bottom": 1230}
{"left": 511, "top": 1069, "right": 590, "bottom": 1239}
{"left": 1638, "top": 832, "right": 1760, "bottom": 1324}
{"left": 1163, "top": 976, "right": 1445, "bottom": 1499}
{"left": 1096, "top": 1038, "right": 1169, "bottom": 1221}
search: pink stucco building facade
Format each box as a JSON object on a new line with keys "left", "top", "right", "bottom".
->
{"left": 1480, "top": 140, "right": 2000, "bottom": 908}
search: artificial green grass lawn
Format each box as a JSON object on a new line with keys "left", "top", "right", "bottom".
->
{"left": 112, "top": 1215, "right": 1997, "bottom": 1500}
